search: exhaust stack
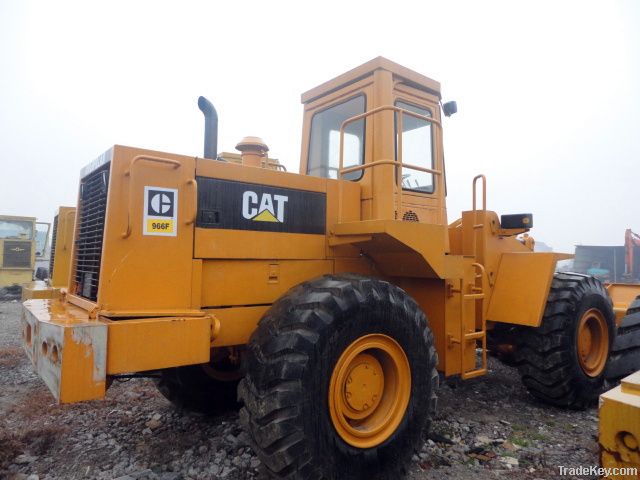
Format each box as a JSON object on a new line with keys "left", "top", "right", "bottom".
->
{"left": 197, "top": 96, "right": 218, "bottom": 160}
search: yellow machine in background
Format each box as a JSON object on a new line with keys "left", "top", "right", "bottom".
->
{"left": 22, "top": 207, "right": 76, "bottom": 300}
{"left": 600, "top": 296, "right": 640, "bottom": 478}
{"left": 21, "top": 58, "right": 640, "bottom": 479}
{"left": 600, "top": 372, "right": 640, "bottom": 478}
{"left": 0, "top": 215, "right": 50, "bottom": 289}
{"left": 48, "top": 206, "right": 76, "bottom": 289}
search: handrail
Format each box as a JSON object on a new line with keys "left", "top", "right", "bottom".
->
{"left": 261, "top": 159, "right": 287, "bottom": 172}
{"left": 61, "top": 209, "right": 76, "bottom": 251}
{"left": 185, "top": 179, "right": 198, "bottom": 225}
{"left": 472, "top": 174, "right": 486, "bottom": 212}
{"left": 339, "top": 160, "right": 442, "bottom": 177}
{"left": 122, "top": 155, "right": 181, "bottom": 239}
{"left": 337, "top": 105, "right": 443, "bottom": 223}
{"left": 339, "top": 104, "right": 442, "bottom": 134}
{"left": 471, "top": 174, "right": 487, "bottom": 259}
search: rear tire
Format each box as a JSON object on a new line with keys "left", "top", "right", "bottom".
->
{"left": 35, "top": 267, "right": 48, "bottom": 281}
{"left": 155, "top": 364, "right": 240, "bottom": 414}
{"left": 238, "top": 274, "right": 438, "bottom": 479}
{"left": 605, "top": 295, "right": 640, "bottom": 384}
{"left": 515, "top": 273, "right": 615, "bottom": 408}
{"left": 487, "top": 324, "right": 521, "bottom": 366}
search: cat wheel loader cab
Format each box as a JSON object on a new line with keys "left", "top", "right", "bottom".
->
{"left": 1, "top": 215, "right": 50, "bottom": 291}
{"left": 22, "top": 57, "right": 640, "bottom": 479}
{"left": 0, "top": 215, "right": 37, "bottom": 288}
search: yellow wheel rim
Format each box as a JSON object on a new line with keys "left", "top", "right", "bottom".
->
{"left": 577, "top": 308, "right": 609, "bottom": 377}
{"left": 328, "top": 334, "right": 411, "bottom": 448}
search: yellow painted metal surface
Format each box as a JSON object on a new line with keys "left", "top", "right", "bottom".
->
{"left": 0, "top": 269, "right": 32, "bottom": 288}
{"left": 201, "top": 260, "right": 332, "bottom": 307}
{"left": 600, "top": 371, "right": 640, "bottom": 478}
{"left": 393, "top": 257, "right": 483, "bottom": 377}
{"left": 22, "top": 298, "right": 107, "bottom": 403}
{"left": 50, "top": 206, "right": 76, "bottom": 288}
{"left": 328, "top": 334, "right": 411, "bottom": 448}
{"left": 455, "top": 210, "right": 537, "bottom": 288}
{"left": 208, "top": 306, "right": 269, "bottom": 347}
{"left": 331, "top": 220, "right": 447, "bottom": 278}
{"left": 607, "top": 283, "right": 640, "bottom": 325}
{"left": 217, "top": 151, "right": 283, "bottom": 170}
{"left": 486, "top": 253, "right": 559, "bottom": 327}
{"left": 21, "top": 281, "right": 61, "bottom": 300}
{"left": 577, "top": 308, "right": 609, "bottom": 377}
{"left": 196, "top": 229, "right": 326, "bottom": 260}
{"left": 73, "top": 146, "right": 198, "bottom": 313}
{"left": 22, "top": 297, "right": 213, "bottom": 402}
{"left": 301, "top": 57, "right": 441, "bottom": 105}
{"left": 106, "top": 315, "right": 211, "bottom": 374}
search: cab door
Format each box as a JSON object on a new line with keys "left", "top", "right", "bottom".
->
{"left": 393, "top": 83, "right": 446, "bottom": 227}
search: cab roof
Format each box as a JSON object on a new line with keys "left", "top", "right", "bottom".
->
{"left": 0, "top": 215, "right": 36, "bottom": 222}
{"left": 301, "top": 57, "right": 442, "bottom": 104}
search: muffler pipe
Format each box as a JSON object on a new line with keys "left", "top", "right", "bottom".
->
{"left": 198, "top": 96, "right": 218, "bottom": 160}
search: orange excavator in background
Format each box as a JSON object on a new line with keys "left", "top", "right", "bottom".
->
{"left": 624, "top": 229, "right": 640, "bottom": 283}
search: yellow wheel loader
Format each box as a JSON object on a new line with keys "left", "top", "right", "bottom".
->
{"left": 21, "top": 58, "right": 640, "bottom": 479}
{"left": 0, "top": 215, "right": 50, "bottom": 292}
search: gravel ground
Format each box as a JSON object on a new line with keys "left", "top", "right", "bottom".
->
{"left": 1, "top": 301, "right": 599, "bottom": 480}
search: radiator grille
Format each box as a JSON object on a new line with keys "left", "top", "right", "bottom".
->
{"left": 3, "top": 241, "right": 32, "bottom": 268}
{"left": 49, "top": 214, "right": 59, "bottom": 276}
{"left": 74, "top": 163, "right": 109, "bottom": 301}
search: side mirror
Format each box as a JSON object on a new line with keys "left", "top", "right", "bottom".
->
{"left": 442, "top": 101, "right": 457, "bottom": 117}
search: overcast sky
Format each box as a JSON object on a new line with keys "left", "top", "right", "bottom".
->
{"left": 1, "top": 0, "right": 638, "bottom": 253}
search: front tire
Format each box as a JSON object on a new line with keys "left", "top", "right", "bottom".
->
{"left": 238, "top": 275, "right": 438, "bottom": 479}
{"left": 515, "top": 273, "right": 615, "bottom": 408}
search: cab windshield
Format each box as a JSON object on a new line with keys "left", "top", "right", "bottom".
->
{"left": 0, "top": 220, "right": 33, "bottom": 240}
{"left": 307, "top": 95, "right": 366, "bottom": 180}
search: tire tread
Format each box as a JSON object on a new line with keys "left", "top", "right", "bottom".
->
{"left": 238, "top": 274, "right": 438, "bottom": 479}
{"left": 515, "top": 273, "right": 614, "bottom": 408}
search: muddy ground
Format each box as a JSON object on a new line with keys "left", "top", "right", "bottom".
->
{"left": 0, "top": 301, "right": 599, "bottom": 479}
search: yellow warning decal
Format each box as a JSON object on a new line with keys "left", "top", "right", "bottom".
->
{"left": 146, "top": 219, "right": 175, "bottom": 234}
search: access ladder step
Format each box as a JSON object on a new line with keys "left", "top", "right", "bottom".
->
{"left": 461, "top": 368, "right": 488, "bottom": 380}
{"left": 464, "top": 331, "right": 486, "bottom": 341}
